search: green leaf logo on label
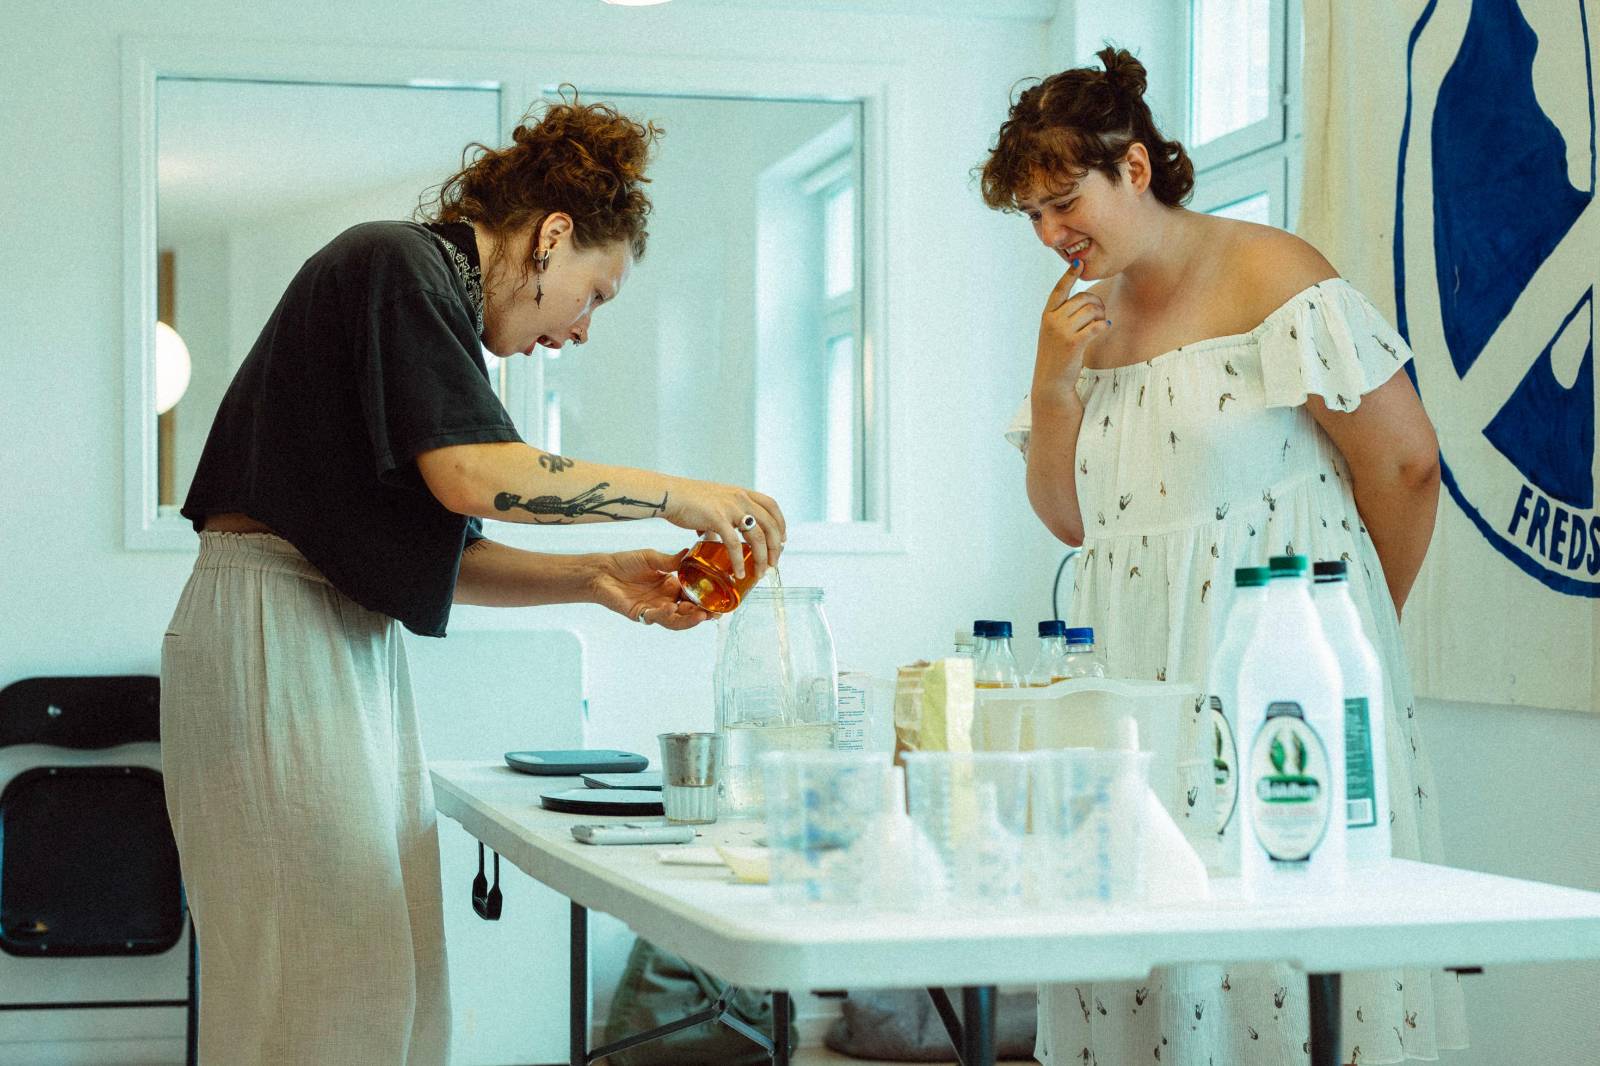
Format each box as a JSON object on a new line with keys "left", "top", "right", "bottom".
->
{"left": 1248, "top": 702, "right": 1334, "bottom": 863}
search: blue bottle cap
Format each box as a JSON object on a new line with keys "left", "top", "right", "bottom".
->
{"left": 1038, "top": 619, "right": 1067, "bottom": 638}
{"left": 1064, "top": 626, "right": 1095, "bottom": 645}
{"left": 990, "top": 621, "right": 1014, "bottom": 639}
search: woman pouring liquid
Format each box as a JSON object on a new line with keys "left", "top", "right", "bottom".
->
{"left": 160, "top": 95, "right": 784, "bottom": 1066}
{"left": 982, "top": 48, "right": 1465, "bottom": 1066}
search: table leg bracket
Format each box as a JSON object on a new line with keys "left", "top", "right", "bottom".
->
{"left": 569, "top": 903, "right": 791, "bottom": 1066}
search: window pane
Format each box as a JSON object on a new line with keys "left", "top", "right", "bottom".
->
{"left": 825, "top": 334, "right": 856, "bottom": 522}
{"left": 543, "top": 389, "right": 562, "bottom": 456}
{"left": 1209, "top": 191, "right": 1271, "bottom": 226}
{"left": 1191, "top": 0, "right": 1272, "bottom": 146}
{"left": 823, "top": 183, "right": 854, "bottom": 299}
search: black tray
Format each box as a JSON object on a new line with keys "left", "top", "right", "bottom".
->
{"left": 539, "top": 788, "right": 665, "bottom": 817}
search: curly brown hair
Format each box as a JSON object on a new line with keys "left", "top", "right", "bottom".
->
{"left": 979, "top": 47, "right": 1194, "bottom": 212}
{"left": 419, "top": 88, "right": 662, "bottom": 266}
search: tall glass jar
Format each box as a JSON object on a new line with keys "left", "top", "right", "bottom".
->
{"left": 715, "top": 587, "right": 839, "bottom": 817}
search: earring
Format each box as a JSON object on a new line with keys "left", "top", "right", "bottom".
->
{"left": 533, "top": 248, "right": 550, "bottom": 307}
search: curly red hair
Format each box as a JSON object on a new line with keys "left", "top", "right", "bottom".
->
{"left": 420, "top": 88, "right": 662, "bottom": 261}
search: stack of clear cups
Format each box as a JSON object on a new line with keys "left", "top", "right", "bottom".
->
{"left": 902, "top": 751, "right": 1032, "bottom": 905}
{"left": 1030, "top": 749, "right": 1152, "bottom": 904}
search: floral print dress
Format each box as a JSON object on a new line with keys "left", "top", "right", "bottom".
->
{"left": 1005, "top": 280, "right": 1468, "bottom": 1065}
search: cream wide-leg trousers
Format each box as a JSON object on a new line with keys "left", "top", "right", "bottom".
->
{"left": 160, "top": 533, "right": 450, "bottom": 1065}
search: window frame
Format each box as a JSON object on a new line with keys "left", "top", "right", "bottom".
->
{"left": 1183, "top": 0, "right": 1305, "bottom": 234}
{"left": 1191, "top": 153, "right": 1289, "bottom": 229}
{"left": 1185, "top": 0, "right": 1289, "bottom": 173}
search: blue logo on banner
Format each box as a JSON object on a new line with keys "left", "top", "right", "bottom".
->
{"left": 1396, "top": 0, "right": 1599, "bottom": 595}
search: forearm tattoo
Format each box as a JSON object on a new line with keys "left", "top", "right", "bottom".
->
{"left": 494, "top": 484, "right": 668, "bottom": 523}
{"left": 538, "top": 452, "right": 575, "bottom": 474}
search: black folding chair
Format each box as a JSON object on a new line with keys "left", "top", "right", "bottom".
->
{"left": 0, "top": 675, "right": 197, "bottom": 1065}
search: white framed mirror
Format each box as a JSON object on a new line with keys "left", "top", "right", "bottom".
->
{"left": 123, "top": 40, "right": 895, "bottom": 554}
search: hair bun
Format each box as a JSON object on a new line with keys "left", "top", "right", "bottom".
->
{"left": 420, "top": 88, "right": 661, "bottom": 259}
{"left": 1097, "top": 46, "right": 1148, "bottom": 100}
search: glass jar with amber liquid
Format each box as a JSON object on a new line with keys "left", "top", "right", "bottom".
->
{"left": 677, "top": 534, "right": 761, "bottom": 614}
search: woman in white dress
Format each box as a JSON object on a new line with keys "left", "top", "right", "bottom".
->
{"left": 985, "top": 49, "right": 1468, "bottom": 1065}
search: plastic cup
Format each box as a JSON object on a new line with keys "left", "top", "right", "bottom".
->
{"left": 1031, "top": 749, "right": 1152, "bottom": 904}
{"left": 902, "top": 752, "right": 1033, "bottom": 904}
{"left": 658, "top": 732, "right": 719, "bottom": 824}
{"left": 761, "top": 751, "right": 885, "bottom": 904}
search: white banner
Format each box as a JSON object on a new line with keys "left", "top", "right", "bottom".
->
{"left": 1300, "top": 0, "right": 1598, "bottom": 712}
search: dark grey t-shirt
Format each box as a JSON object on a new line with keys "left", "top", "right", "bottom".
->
{"left": 182, "top": 220, "right": 522, "bottom": 636}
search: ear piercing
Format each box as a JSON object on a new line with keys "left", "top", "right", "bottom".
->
{"left": 534, "top": 248, "right": 550, "bottom": 306}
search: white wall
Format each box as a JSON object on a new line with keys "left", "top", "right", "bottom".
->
{"left": 167, "top": 232, "right": 229, "bottom": 499}
{"left": 1419, "top": 697, "right": 1600, "bottom": 1065}
{"left": 0, "top": 1, "right": 1061, "bottom": 1062}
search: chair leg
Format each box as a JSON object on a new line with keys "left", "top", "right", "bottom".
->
{"left": 186, "top": 917, "right": 199, "bottom": 1066}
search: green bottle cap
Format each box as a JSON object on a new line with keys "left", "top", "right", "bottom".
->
{"left": 1233, "top": 566, "right": 1271, "bottom": 587}
{"left": 1267, "top": 554, "right": 1309, "bottom": 577}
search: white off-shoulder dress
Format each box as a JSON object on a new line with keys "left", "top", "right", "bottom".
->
{"left": 1005, "top": 279, "right": 1468, "bottom": 1065}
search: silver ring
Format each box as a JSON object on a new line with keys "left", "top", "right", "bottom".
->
{"left": 739, "top": 514, "right": 757, "bottom": 531}
{"left": 636, "top": 607, "right": 650, "bottom": 624}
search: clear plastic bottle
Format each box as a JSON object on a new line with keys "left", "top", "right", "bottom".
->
{"left": 1027, "top": 621, "right": 1069, "bottom": 687}
{"left": 1061, "top": 626, "right": 1107, "bottom": 679}
{"left": 973, "top": 621, "right": 1021, "bottom": 689}
{"left": 1204, "top": 566, "right": 1270, "bottom": 876}
{"left": 1235, "top": 555, "right": 1347, "bottom": 898}
{"left": 1312, "top": 560, "right": 1392, "bottom": 865}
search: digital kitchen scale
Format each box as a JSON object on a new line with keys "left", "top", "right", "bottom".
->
{"left": 504, "top": 749, "right": 649, "bottom": 776}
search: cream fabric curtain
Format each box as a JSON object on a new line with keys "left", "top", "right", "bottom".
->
{"left": 1298, "top": 0, "right": 1600, "bottom": 713}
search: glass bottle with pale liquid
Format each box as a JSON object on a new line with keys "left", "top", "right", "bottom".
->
{"left": 1027, "top": 621, "right": 1069, "bottom": 686}
{"left": 969, "top": 620, "right": 996, "bottom": 663}
{"left": 1063, "top": 626, "right": 1106, "bottom": 680}
{"left": 973, "top": 621, "right": 1021, "bottom": 689}
{"left": 715, "top": 586, "right": 839, "bottom": 817}
{"left": 1029, "top": 622, "right": 1108, "bottom": 685}
{"left": 972, "top": 621, "right": 1022, "bottom": 749}
{"left": 1235, "top": 555, "right": 1347, "bottom": 899}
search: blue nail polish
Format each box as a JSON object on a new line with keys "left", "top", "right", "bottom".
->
{"left": 1072, "top": 258, "right": 1082, "bottom": 270}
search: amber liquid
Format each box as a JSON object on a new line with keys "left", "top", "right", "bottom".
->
{"left": 677, "top": 538, "right": 760, "bottom": 614}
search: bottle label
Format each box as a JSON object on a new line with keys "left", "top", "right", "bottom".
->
{"left": 1247, "top": 701, "right": 1332, "bottom": 863}
{"left": 1209, "top": 694, "right": 1239, "bottom": 836}
{"left": 1344, "top": 697, "right": 1377, "bottom": 828}
{"left": 835, "top": 679, "right": 868, "bottom": 752}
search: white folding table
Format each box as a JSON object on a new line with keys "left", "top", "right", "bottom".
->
{"left": 433, "top": 759, "right": 1600, "bottom": 1066}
